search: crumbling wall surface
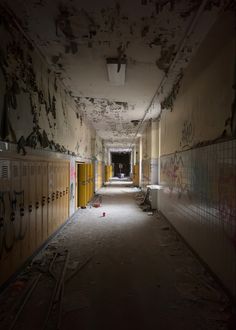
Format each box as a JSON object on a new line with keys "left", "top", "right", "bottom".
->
{"left": 0, "top": 6, "right": 96, "bottom": 159}
{"left": 141, "top": 119, "right": 159, "bottom": 188}
{"left": 159, "top": 11, "right": 236, "bottom": 297}
{"left": 141, "top": 120, "right": 151, "bottom": 188}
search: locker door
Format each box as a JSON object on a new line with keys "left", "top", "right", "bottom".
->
{"left": 91, "top": 163, "right": 94, "bottom": 199}
{"left": 53, "top": 163, "right": 58, "bottom": 232}
{"left": 78, "top": 164, "right": 87, "bottom": 208}
{"left": 42, "top": 162, "right": 48, "bottom": 240}
{"left": 11, "top": 160, "right": 22, "bottom": 271}
{"left": 28, "top": 162, "right": 36, "bottom": 254}
{"left": 58, "top": 163, "right": 63, "bottom": 225}
{"left": 48, "top": 162, "right": 54, "bottom": 235}
{"left": 65, "top": 163, "right": 69, "bottom": 219}
{"left": 35, "top": 163, "right": 43, "bottom": 247}
{"left": 21, "top": 161, "right": 30, "bottom": 261}
{"left": 0, "top": 160, "right": 12, "bottom": 285}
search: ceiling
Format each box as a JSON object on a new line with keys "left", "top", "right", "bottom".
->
{"left": 5, "top": 0, "right": 227, "bottom": 146}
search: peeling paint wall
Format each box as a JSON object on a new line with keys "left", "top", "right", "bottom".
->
{"left": 141, "top": 119, "right": 159, "bottom": 188}
{"left": 160, "top": 11, "right": 235, "bottom": 155}
{"left": 0, "top": 6, "right": 101, "bottom": 160}
{"left": 159, "top": 11, "right": 236, "bottom": 297}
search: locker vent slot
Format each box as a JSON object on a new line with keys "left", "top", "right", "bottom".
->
{"left": 0, "top": 161, "right": 10, "bottom": 180}
{"left": 13, "top": 165, "right": 19, "bottom": 178}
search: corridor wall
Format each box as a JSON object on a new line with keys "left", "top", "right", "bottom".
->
{"left": 0, "top": 6, "right": 103, "bottom": 287}
{"left": 159, "top": 11, "right": 236, "bottom": 297}
{"left": 0, "top": 152, "right": 69, "bottom": 286}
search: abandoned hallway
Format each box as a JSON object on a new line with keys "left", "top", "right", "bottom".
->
{"left": 0, "top": 182, "right": 232, "bottom": 329}
{"left": 0, "top": 0, "right": 236, "bottom": 329}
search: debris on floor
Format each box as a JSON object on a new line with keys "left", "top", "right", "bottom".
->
{"left": 0, "top": 185, "right": 234, "bottom": 330}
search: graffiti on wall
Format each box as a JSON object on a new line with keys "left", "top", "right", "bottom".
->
{"left": 180, "top": 120, "right": 194, "bottom": 149}
{"left": 218, "top": 165, "right": 236, "bottom": 248}
{"left": 161, "top": 140, "right": 236, "bottom": 250}
{"left": 161, "top": 152, "right": 190, "bottom": 198}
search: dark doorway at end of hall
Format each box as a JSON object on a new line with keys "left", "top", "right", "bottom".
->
{"left": 111, "top": 152, "right": 131, "bottom": 177}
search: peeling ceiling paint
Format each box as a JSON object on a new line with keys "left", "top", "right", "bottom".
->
{"left": 4, "top": 0, "right": 229, "bottom": 145}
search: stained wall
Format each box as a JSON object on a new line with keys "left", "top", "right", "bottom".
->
{"left": 0, "top": 7, "right": 103, "bottom": 286}
{"left": 159, "top": 11, "right": 236, "bottom": 297}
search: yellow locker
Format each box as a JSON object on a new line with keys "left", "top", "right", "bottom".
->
{"left": 85, "top": 164, "right": 89, "bottom": 204}
{"left": 11, "top": 160, "right": 22, "bottom": 270}
{"left": 110, "top": 165, "right": 112, "bottom": 180}
{"left": 105, "top": 165, "right": 108, "bottom": 182}
{"left": 59, "top": 163, "right": 64, "bottom": 225}
{"left": 64, "top": 163, "right": 69, "bottom": 218}
{"left": 21, "top": 161, "right": 30, "bottom": 260}
{"left": 89, "top": 164, "right": 92, "bottom": 201}
{"left": 42, "top": 162, "right": 48, "bottom": 240}
{"left": 0, "top": 160, "right": 13, "bottom": 285}
{"left": 35, "top": 163, "right": 43, "bottom": 248}
{"left": 65, "top": 165, "right": 69, "bottom": 217}
{"left": 53, "top": 163, "right": 59, "bottom": 230}
{"left": 91, "top": 163, "right": 94, "bottom": 199}
{"left": 78, "top": 164, "right": 87, "bottom": 207}
{"left": 62, "top": 163, "right": 67, "bottom": 220}
{"left": 28, "top": 162, "right": 37, "bottom": 254}
{"left": 48, "top": 162, "right": 54, "bottom": 235}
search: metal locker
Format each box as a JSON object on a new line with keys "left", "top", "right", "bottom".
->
{"left": 48, "top": 162, "right": 54, "bottom": 235}
{"left": 85, "top": 164, "right": 89, "bottom": 204}
{"left": 53, "top": 162, "right": 59, "bottom": 230}
{"left": 28, "top": 162, "right": 37, "bottom": 254}
{"left": 0, "top": 159, "right": 12, "bottom": 285}
{"left": 65, "top": 163, "right": 69, "bottom": 219}
{"left": 88, "top": 164, "right": 92, "bottom": 201}
{"left": 10, "top": 160, "right": 22, "bottom": 271}
{"left": 58, "top": 163, "right": 63, "bottom": 225}
{"left": 21, "top": 161, "right": 30, "bottom": 261}
{"left": 63, "top": 163, "right": 67, "bottom": 219}
{"left": 78, "top": 164, "right": 87, "bottom": 208}
{"left": 35, "top": 163, "right": 43, "bottom": 247}
{"left": 42, "top": 162, "right": 48, "bottom": 240}
{"left": 91, "top": 163, "right": 94, "bottom": 199}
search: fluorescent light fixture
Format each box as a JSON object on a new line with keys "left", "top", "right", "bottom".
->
{"left": 106, "top": 58, "right": 126, "bottom": 86}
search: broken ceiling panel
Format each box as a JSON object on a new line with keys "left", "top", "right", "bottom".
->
{"left": 4, "top": 0, "right": 230, "bottom": 146}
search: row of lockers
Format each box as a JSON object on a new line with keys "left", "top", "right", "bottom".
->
{"left": 95, "top": 161, "right": 103, "bottom": 191}
{"left": 77, "top": 163, "right": 95, "bottom": 208}
{"left": 0, "top": 158, "right": 69, "bottom": 286}
{"left": 105, "top": 165, "right": 113, "bottom": 182}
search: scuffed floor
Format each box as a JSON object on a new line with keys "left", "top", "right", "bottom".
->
{"left": 0, "top": 183, "right": 233, "bottom": 330}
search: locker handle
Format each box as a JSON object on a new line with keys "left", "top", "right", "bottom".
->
{"left": 29, "top": 205, "right": 33, "bottom": 213}
{"left": 10, "top": 212, "right": 15, "bottom": 222}
{"left": 36, "top": 202, "right": 39, "bottom": 209}
{"left": 20, "top": 207, "right": 24, "bottom": 217}
{"left": 0, "top": 217, "right": 3, "bottom": 227}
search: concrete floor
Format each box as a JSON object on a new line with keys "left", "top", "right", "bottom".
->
{"left": 0, "top": 182, "right": 233, "bottom": 329}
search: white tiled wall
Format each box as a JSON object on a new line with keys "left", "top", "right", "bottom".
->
{"left": 159, "top": 139, "right": 236, "bottom": 297}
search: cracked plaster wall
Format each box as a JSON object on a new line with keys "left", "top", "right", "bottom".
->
{"left": 158, "top": 11, "right": 236, "bottom": 297}
{"left": 160, "top": 11, "right": 236, "bottom": 155}
{"left": 0, "top": 7, "right": 102, "bottom": 160}
{"left": 141, "top": 119, "right": 159, "bottom": 188}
